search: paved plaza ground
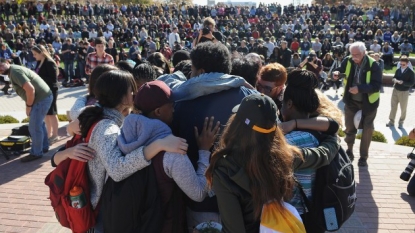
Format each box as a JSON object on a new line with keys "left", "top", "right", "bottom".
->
{"left": 0, "top": 84, "right": 415, "bottom": 232}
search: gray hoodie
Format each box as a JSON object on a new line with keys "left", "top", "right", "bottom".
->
{"left": 118, "top": 114, "right": 212, "bottom": 201}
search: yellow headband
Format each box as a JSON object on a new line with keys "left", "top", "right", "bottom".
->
{"left": 252, "top": 125, "right": 277, "bottom": 134}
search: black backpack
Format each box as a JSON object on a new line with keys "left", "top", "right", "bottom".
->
{"left": 299, "top": 141, "right": 356, "bottom": 232}
{"left": 101, "top": 164, "right": 163, "bottom": 233}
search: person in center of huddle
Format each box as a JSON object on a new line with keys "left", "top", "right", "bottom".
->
{"left": 117, "top": 80, "right": 219, "bottom": 233}
{"left": 280, "top": 70, "right": 327, "bottom": 233}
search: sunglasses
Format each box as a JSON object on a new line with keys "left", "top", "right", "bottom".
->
{"left": 256, "top": 83, "right": 277, "bottom": 94}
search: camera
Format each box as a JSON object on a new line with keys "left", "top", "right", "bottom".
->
{"left": 400, "top": 151, "right": 415, "bottom": 181}
{"left": 202, "top": 27, "right": 210, "bottom": 35}
{"left": 307, "top": 56, "right": 314, "bottom": 62}
{"left": 332, "top": 45, "right": 344, "bottom": 54}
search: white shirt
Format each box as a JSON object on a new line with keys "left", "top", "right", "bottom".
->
{"left": 264, "top": 42, "right": 275, "bottom": 58}
{"left": 168, "top": 32, "right": 180, "bottom": 48}
{"left": 39, "top": 24, "right": 49, "bottom": 31}
{"left": 103, "top": 31, "right": 112, "bottom": 40}
{"left": 370, "top": 44, "right": 381, "bottom": 53}
{"left": 89, "top": 31, "right": 98, "bottom": 39}
{"left": 107, "top": 24, "right": 114, "bottom": 31}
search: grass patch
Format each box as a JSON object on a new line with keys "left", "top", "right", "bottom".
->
{"left": 383, "top": 66, "right": 398, "bottom": 74}
{"left": 395, "top": 136, "right": 415, "bottom": 147}
{"left": 338, "top": 128, "right": 346, "bottom": 137}
{"left": 356, "top": 130, "right": 387, "bottom": 143}
{"left": 0, "top": 115, "right": 19, "bottom": 124}
{"left": 57, "top": 114, "right": 69, "bottom": 122}
{"left": 21, "top": 114, "right": 69, "bottom": 123}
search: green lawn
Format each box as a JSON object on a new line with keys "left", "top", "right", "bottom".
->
{"left": 383, "top": 66, "right": 397, "bottom": 74}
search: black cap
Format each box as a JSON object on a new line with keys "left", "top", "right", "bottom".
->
{"left": 232, "top": 94, "right": 278, "bottom": 134}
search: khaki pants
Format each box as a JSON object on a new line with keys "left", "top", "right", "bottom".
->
{"left": 344, "top": 100, "right": 377, "bottom": 161}
{"left": 389, "top": 88, "right": 410, "bottom": 125}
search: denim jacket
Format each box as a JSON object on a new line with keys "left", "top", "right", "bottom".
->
{"left": 157, "top": 71, "right": 254, "bottom": 101}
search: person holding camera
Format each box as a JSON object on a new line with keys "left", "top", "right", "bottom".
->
{"left": 399, "top": 40, "right": 413, "bottom": 56}
{"left": 299, "top": 50, "right": 322, "bottom": 80}
{"left": 193, "top": 17, "right": 223, "bottom": 47}
{"left": 332, "top": 42, "right": 382, "bottom": 167}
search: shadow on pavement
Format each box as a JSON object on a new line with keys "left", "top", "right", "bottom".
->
{"left": 400, "top": 192, "right": 415, "bottom": 214}
{"left": 389, "top": 126, "right": 405, "bottom": 141}
{"left": 357, "top": 166, "right": 379, "bottom": 231}
{"left": 0, "top": 155, "right": 50, "bottom": 186}
{"left": 0, "top": 125, "right": 70, "bottom": 184}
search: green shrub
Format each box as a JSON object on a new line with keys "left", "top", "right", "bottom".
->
{"left": 0, "top": 115, "right": 19, "bottom": 124}
{"left": 395, "top": 136, "right": 415, "bottom": 147}
{"left": 21, "top": 117, "right": 30, "bottom": 123}
{"left": 356, "top": 130, "right": 387, "bottom": 143}
{"left": 58, "top": 114, "right": 69, "bottom": 122}
{"left": 338, "top": 128, "right": 346, "bottom": 137}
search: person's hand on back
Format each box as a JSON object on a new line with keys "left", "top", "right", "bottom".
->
{"left": 194, "top": 116, "right": 221, "bottom": 151}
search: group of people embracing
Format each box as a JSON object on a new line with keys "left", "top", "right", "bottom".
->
{"left": 50, "top": 41, "right": 344, "bottom": 233}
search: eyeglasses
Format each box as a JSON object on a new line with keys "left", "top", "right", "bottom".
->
{"left": 256, "top": 82, "right": 277, "bottom": 94}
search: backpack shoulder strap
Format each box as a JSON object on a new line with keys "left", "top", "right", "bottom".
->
{"left": 295, "top": 177, "right": 311, "bottom": 212}
{"left": 85, "top": 120, "right": 101, "bottom": 143}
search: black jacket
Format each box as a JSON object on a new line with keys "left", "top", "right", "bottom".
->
{"left": 35, "top": 57, "right": 59, "bottom": 89}
{"left": 393, "top": 67, "right": 415, "bottom": 91}
{"left": 172, "top": 86, "right": 256, "bottom": 213}
{"left": 279, "top": 48, "right": 292, "bottom": 68}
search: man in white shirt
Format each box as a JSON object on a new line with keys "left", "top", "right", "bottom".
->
{"left": 103, "top": 29, "right": 112, "bottom": 41}
{"left": 89, "top": 28, "right": 98, "bottom": 39}
{"left": 264, "top": 37, "right": 275, "bottom": 59}
{"left": 369, "top": 40, "right": 381, "bottom": 53}
{"left": 168, "top": 27, "right": 181, "bottom": 48}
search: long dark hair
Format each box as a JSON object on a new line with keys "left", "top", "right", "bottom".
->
{"left": 206, "top": 114, "right": 301, "bottom": 219}
{"left": 78, "top": 70, "right": 137, "bottom": 138}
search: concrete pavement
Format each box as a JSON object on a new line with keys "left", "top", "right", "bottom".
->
{"left": 1, "top": 84, "right": 415, "bottom": 232}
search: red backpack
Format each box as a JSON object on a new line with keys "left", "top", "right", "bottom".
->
{"left": 44, "top": 122, "right": 99, "bottom": 233}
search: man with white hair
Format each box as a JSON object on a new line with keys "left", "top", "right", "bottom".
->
{"left": 333, "top": 42, "right": 382, "bottom": 167}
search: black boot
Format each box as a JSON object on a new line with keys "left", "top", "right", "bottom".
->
{"left": 2, "top": 82, "right": 11, "bottom": 95}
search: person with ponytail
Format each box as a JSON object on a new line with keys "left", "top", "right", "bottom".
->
{"left": 32, "top": 44, "right": 59, "bottom": 144}
{"left": 54, "top": 70, "right": 188, "bottom": 233}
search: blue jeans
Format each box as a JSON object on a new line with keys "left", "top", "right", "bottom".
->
{"left": 301, "top": 50, "right": 310, "bottom": 60}
{"left": 29, "top": 94, "right": 53, "bottom": 156}
{"left": 26, "top": 61, "right": 37, "bottom": 70}
{"left": 64, "top": 61, "right": 75, "bottom": 81}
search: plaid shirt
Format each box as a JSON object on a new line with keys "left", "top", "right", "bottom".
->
{"left": 85, "top": 52, "right": 114, "bottom": 75}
